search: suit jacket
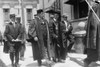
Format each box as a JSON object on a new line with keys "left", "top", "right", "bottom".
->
{"left": 61, "top": 21, "right": 73, "bottom": 34}
{"left": 4, "top": 22, "right": 23, "bottom": 42}
{"left": 49, "top": 18, "right": 65, "bottom": 47}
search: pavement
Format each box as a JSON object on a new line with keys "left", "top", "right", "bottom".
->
{"left": 0, "top": 44, "right": 94, "bottom": 67}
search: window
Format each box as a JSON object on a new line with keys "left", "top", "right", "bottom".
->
{"left": 65, "top": 0, "right": 88, "bottom": 19}
{"left": 3, "top": 9, "right": 10, "bottom": 22}
{"left": 73, "top": 0, "right": 88, "bottom": 19}
{"left": 26, "top": 9, "right": 32, "bottom": 23}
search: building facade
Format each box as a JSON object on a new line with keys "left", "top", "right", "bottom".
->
{"left": 41, "top": 0, "right": 89, "bottom": 33}
{"left": 0, "top": 0, "right": 90, "bottom": 34}
{"left": 63, "top": 0, "right": 89, "bottom": 33}
{"left": 0, "top": 0, "right": 39, "bottom": 33}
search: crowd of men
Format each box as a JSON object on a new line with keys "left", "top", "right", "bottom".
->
{"left": 2, "top": 8, "right": 75, "bottom": 67}
{"left": 27, "top": 9, "right": 75, "bottom": 66}
{"left": 2, "top": 0, "right": 100, "bottom": 67}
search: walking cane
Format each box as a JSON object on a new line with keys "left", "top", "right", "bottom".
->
{"left": 45, "top": 20, "right": 53, "bottom": 67}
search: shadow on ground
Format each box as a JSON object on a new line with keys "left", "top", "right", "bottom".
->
{"left": 26, "top": 61, "right": 53, "bottom": 67}
{"left": 0, "top": 59, "right": 7, "bottom": 67}
{"left": 70, "top": 57, "right": 84, "bottom": 66}
{"left": 7, "top": 64, "right": 21, "bottom": 67}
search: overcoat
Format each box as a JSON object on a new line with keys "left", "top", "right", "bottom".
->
{"left": 28, "top": 17, "right": 49, "bottom": 60}
{"left": 85, "top": 3, "right": 100, "bottom": 60}
{"left": 85, "top": 3, "right": 100, "bottom": 49}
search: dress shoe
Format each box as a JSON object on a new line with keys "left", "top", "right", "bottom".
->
{"left": 11, "top": 63, "right": 15, "bottom": 67}
{"left": 15, "top": 63, "right": 19, "bottom": 67}
{"left": 53, "top": 58, "right": 57, "bottom": 62}
{"left": 38, "top": 60, "right": 42, "bottom": 66}
{"left": 20, "top": 57, "right": 25, "bottom": 61}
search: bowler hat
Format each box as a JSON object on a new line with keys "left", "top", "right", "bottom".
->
{"left": 37, "top": 9, "right": 43, "bottom": 14}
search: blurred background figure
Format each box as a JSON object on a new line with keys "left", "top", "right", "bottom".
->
{"left": 0, "top": 30, "right": 3, "bottom": 45}
{"left": 16, "top": 15, "right": 26, "bottom": 61}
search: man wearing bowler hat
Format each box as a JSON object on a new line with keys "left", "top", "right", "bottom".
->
{"left": 28, "top": 9, "right": 49, "bottom": 66}
{"left": 4, "top": 14, "right": 23, "bottom": 67}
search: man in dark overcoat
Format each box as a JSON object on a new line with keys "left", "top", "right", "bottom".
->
{"left": 28, "top": 9, "right": 49, "bottom": 66}
{"left": 4, "top": 14, "right": 23, "bottom": 67}
{"left": 84, "top": 0, "right": 100, "bottom": 66}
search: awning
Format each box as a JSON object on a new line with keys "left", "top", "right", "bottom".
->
{"left": 64, "top": 0, "right": 85, "bottom": 5}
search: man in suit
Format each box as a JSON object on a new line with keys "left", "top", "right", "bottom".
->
{"left": 59, "top": 13, "right": 74, "bottom": 62}
{"left": 28, "top": 9, "right": 49, "bottom": 66}
{"left": 62, "top": 13, "right": 74, "bottom": 52}
{"left": 16, "top": 16, "right": 26, "bottom": 61}
{"left": 4, "top": 14, "right": 23, "bottom": 67}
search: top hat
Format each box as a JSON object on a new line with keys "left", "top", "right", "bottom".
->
{"left": 37, "top": 9, "right": 43, "bottom": 14}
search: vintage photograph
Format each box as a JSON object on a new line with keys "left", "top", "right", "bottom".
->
{"left": 0, "top": 0, "right": 100, "bottom": 67}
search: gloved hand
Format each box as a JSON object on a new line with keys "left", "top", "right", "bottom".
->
{"left": 34, "top": 37, "right": 38, "bottom": 41}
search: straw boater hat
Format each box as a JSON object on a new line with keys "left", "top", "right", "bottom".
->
{"left": 62, "top": 13, "right": 68, "bottom": 18}
{"left": 16, "top": 15, "right": 21, "bottom": 22}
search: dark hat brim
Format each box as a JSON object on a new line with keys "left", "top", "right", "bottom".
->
{"left": 46, "top": 10, "right": 56, "bottom": 14}
{"left": 37, "top": 9, "right": 43, "bottom": 14}
{"left": 46, "top": 9, "right": 60, "bottom": 14}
